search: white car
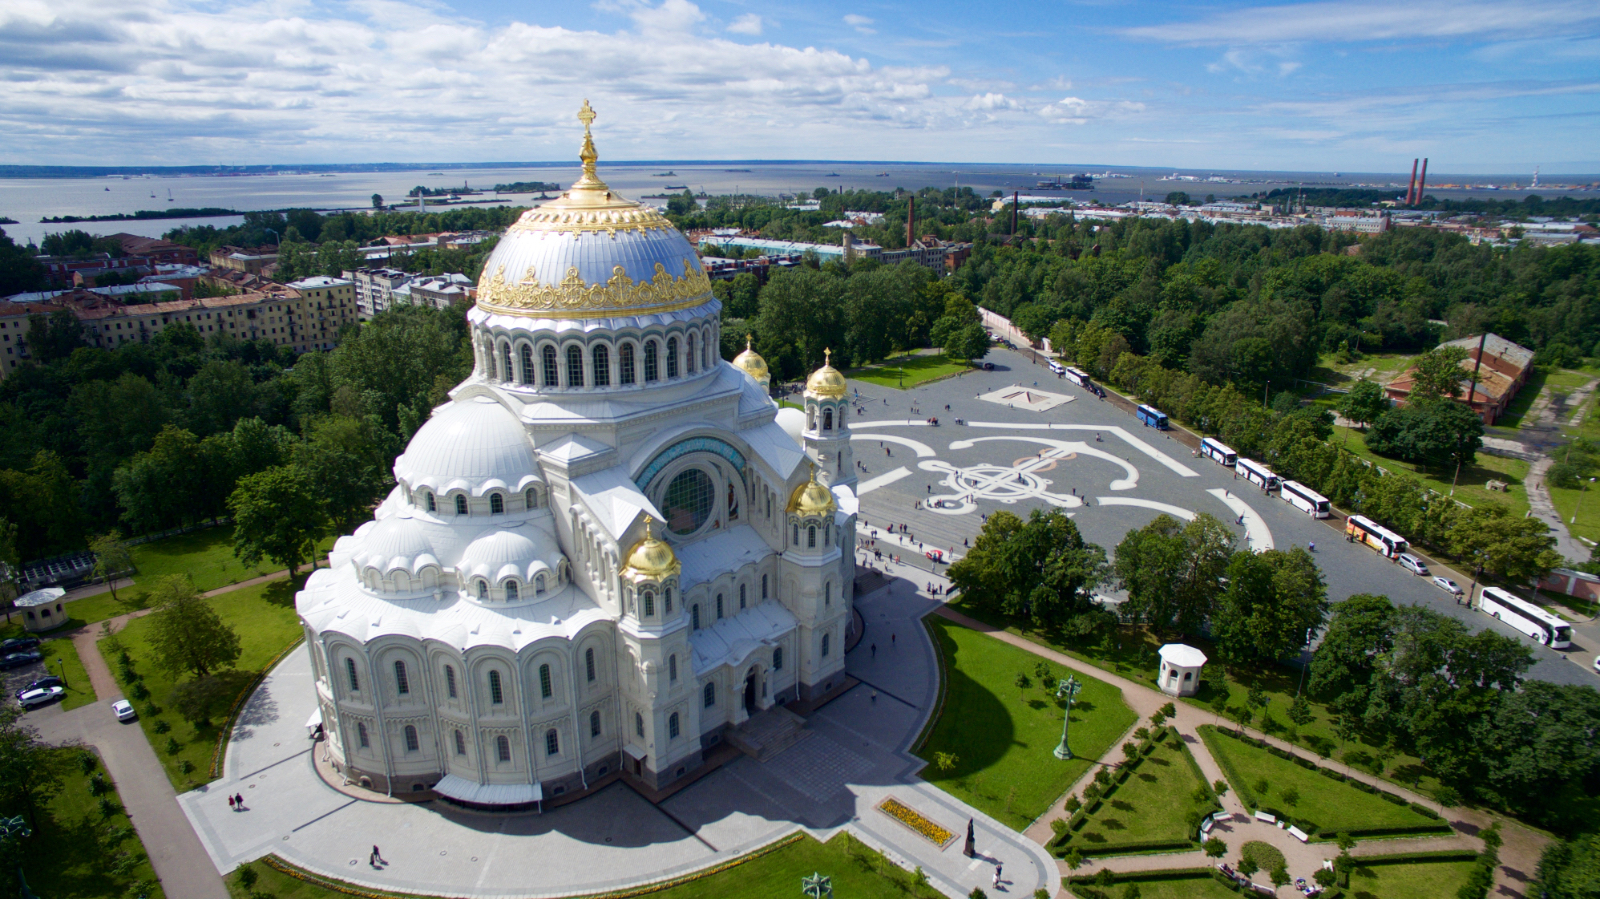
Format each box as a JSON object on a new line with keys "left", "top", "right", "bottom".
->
{"left": 18, "top": 686, "right": 64, "bottom": 709}
{"left": 1432, "top": 576, "right": 1464, "bottom": 596}
{"left": 111, "top": 699, "right": 136, "bottom": 722}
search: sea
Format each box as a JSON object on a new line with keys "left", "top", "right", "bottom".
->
{"left": 1, "top": 162, "right": 1593, "bottom": 247}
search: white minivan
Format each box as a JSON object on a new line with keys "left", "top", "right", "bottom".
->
{"left": 1398, "top": 553, "right": 1429, "bottom": 575}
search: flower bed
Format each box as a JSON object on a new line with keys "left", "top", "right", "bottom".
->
{"left": 877, "top": 797, "right": 957, "bottom": 849}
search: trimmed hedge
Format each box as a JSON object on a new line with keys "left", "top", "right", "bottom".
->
{"left": 1349, "top": 850, "right": 1479, "bottom": 866}
{"left": 1332, "top": 823, "right": 1456, "bottom": 840}
{"left": 1378, "top": 789, "right": 1409, "bottom": 805}
{"left": 1066, "top": 867, "right": 1216, "bottom": 885}
{"left": 1408, "top": 802, "right": 1442, "bottom": 819}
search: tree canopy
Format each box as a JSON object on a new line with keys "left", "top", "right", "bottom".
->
{"left": 145, "top": 575, "right": 243, "bottom": 678}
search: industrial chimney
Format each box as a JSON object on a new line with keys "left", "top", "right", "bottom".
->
{"left": 1406, "top": 159, "right": 1419, "bottom": 206}
{"left": 1415, "top": 159, "right": 1428, "bottom": 207}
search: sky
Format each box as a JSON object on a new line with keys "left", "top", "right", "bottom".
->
{"left": 2, "top": 0, "right": 1598, "bottom": 174}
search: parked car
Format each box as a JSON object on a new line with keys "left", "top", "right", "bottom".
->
{"left": 0, "top": 651, "right": 43, "bottom": 670}
{"left": 14, "top": 676, "right": 63, "bottom": 700}
{"left": 111, "top": 700, "right": 136, "bottom": 722}
{"left": 1432, "top": 576, "right": 1464, "bottom": 596}
{"left": 1398, "top": 553, "right": 1430, "bottom": 575}
{"left": 0, "top": 636, "right": 40, "bottom": 653}
{"left": 17, "top": 686, "right": 64, "bottom": 709}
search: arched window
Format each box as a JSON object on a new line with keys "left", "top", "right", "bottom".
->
{"left": 345, "top": 658, "right": 359, "bottom": 692}
{"left": 500, "top": 344, "right": 512, "bottom": 382}
{"left": 357, "top": 722, "right": 369, "bottom": 748}
{"left": 535, "top": 574, "right": 547, "bottom": 595}
{"left": 567, "top": 345, "right": 585, "bottom": 387}
{"left": 620, "top": 343, "right": 636, "bottom": 385}
{"left": 404, "top": 725, "right": 419, "bottom": 752}
{"left": 590, "top": 710, "right": 602, "bottom": 737}
{"left": 476, "top": 579, "right": 488, "bottom": 601}
{"left": 668, "top": 654, "right": 677, "bottom": 682}
{"left": 445, "top": 665, "right": 457, "bottom": 699}
{"left": 642, "top": 591, "right": 654, "bottom": 617}
{"left": 545, "top": 728, "right": 560, "bottom": 756}
{"left": 686, "top": 334, "right": 697, "bottom": 373}
{"left": 739, "top": 584, "right": 747, "bottom": 610}
{"left": 703, "top": 682, "right": 715, "bottom": 707}
{"left": 455, "top": 494, "right": 468, "bottom": 516}
{"left": 762, "top": 574, "right": 769, "bottom": 600}
{"left": 635, "top": 712, "right": 645, "bottom": 738}
{"left": 542, "top": 345, "right": 559, "bottom": 386}
{"left": 792, "top": 523, "right": 799, "bottom": 546}
{"left": 825, "top": 583, "right": 831, "bottom": 606}
{"left": 773, "top": 646, "right": 783, "bottom": 670}
{"left": 664, "top": 587, "right": 673, "bottom": 613}
{"left": 716, "top": 594, "right": 724, "bottom": 619}
{"left": 496, "top": 735, "right": 511, "bottom": 762}
{"left": 808, "top": 526, "right": 817, "bottom": 548}
{"left": 823, "top": 408, "right": 833, "bottom": 431}
{"left": 668, "top": 712, "right": 680, "bottom": 739}
{"left": 539, "top": 663, "right": 553, "bottom": 699}
{"left": 691, "top": 604, "right": 700, "bottom": 629}
{"left": 822, "top": 633, "right": 830, "bottom": 657}
{"left": 490, "top": 493, "right": 504, "bottom": 514}
{"left": 644, "top": 340, "right": 659, "bottom": 382}
{"left": 394, "top": 660, "right": 410, "bottom": 695}
{"left": 525, "top": 487, "right": 538, "bottom": 510}
{"left": 666, "top": 336, "right": 679, "bottom": 378}
{"left": 488, "top": 670, "right": 504, "bottom": 704}
{"left": 424, "top": 491, "right": 436, "bottom": 512}
{"left": 593, "top": 344, "right": 610, "bottom": 387}
{"left": 585, "top": 647, "right": 596, "bottom": 683}
{"left": 825, "top": 526, "right": 830, "bottom": 547}
{"left": 504, "top": 580, "right": 518, "bottom": 602}
{"left": 454, "top": 730, "right": 466, "bottom": 755}
{"left": 519, "top": 344, "right": 534, "bottom": 384}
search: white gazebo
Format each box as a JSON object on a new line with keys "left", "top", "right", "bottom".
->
{"left": 15, "top": 588, "right": 67, "bottom": 633}
{"left": 1157, "top": 643, "right": 1207, "bottom": 697}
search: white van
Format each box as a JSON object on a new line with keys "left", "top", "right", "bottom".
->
{"left": 1397, "top": 553, "right": 1429, "bottom": 576}
{"left": 1047, "top": 360, "right": 1065, "bottom": 376}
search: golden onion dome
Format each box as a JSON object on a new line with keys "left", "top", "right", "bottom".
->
{"left": 732, "top": 335, "right": 769, "bottom": 383}
{"left": 804, "top": 348, "right": 848, "bottom": 399}
{"left": 787, "top": 465, "right": 837, "bottom": 516}
{"left": 621, "top": 516, "right": 680, "bottom": 579}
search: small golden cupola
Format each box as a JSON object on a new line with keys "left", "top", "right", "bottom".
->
{"left": 731, "top": 335, "right": 770, "bottom": 388}
{"left": 620, "top": 516, "right": 680, "bottom": 580}
{"left": 787, "top": 465, "right": 837, "bottom": 516}
{"left": 803, "top": 348, "right": 848, "bottom": 400}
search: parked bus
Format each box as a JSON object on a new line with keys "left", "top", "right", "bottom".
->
{"left": 1236, "top": 458, "right": 1280, "bottom": 492}
{"left": 1047, "top": 359, "right": 1066, "bottom": 376}
{"left": 1479, "top": 586, "right": 1572, "bottom": 649}
{"left": 1064, "top": 367, "right": 1093, "bottom": 389}
{"left": 1199, "top": 438, "right": 1237, "bottom": 467}
{"left": 1135, "top": 404, "right": 1169, "bottom": 430}
{"left": 1346, "top": 514, "right": 1408, "bottom": 558}
{"left": 1279, "top": 480, "right": 1330, "bottom": 518}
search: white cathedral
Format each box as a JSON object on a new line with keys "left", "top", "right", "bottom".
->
{"left": 295, "top": 103, "right": 859, "bottom": 806}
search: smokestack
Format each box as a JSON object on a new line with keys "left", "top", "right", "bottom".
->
{"left": 1415, "top": 158, "right": 1428, "bottom": 207}
{"left": 907, "top": 196, "right": 915, "bottom": 248}
{"left": 1406, "top": 159, "right": 1419, "bottom": 206}
{"left": 1012, "top": 190, "right": 1019, "bottom": 235}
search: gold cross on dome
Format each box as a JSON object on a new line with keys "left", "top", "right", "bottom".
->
{"left": 577, "top": 99, "right": 596, "bottom": 131}
{"left": 824, "top": 348, "right": 832, "bottom": 366}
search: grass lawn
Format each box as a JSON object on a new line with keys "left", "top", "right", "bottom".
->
{"left": 230, "top": 834, "right": 942, "bottom": 899}
{"left": 943, "top": 597, "right": 1447, "bottom": 799}
{"left": 127, "top": 525, "right": 335, "bottom": 595}
{"left": 1547, "top": 482, "right": 1600, "bottom": 549}
{"left": 1312, "top": 350, "right": 1419, "bottom": 389}
{"left": 100, "top": 577, "right": 304, "bottom": 789}
{"left": 1199, "top": 726, "right": 1440, "bottom": 836}
{"left": 39, "top": 634, "right": 96, "bottom": 711}
{"left": 1345, "top": 860, "right": 1478, "bottom": 899}
{"left": 1329, "top": 424, "right": 1532, "bottom": 518}
{"left": 1074, "top": 735, "right": 1211, "bottom": 852}
{"left": 1070, "top": 874, "right": 1241, "bottom": 899}
{"left": 22, "top": 749, "right": 166, "bottom": 899}
{"left": 850, "top": 353, "right": 972, "bottom": 389}
{"left": 917, "top": 617, "right": 1136, "bottom": 831}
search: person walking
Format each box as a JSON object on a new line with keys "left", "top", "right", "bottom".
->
{"left": 994, "top": 864, "right": 1003, "bottom": 888}
{"left": 235, "top": 793, "right": 244, "bottom": 809}
{"left": 228, "top": 795, "right": 235, "bottom": 811}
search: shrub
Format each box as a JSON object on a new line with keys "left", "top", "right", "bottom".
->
{"left": 236, "top": 865, "right": 258, "bottom": 890}
{"left": 98, "top": 796, "right": 118, "bottom": 818}
{"left": 1122, "top": 741, "right": 1140, "bottom": 761}
{"left": 88, "top": 773, "right": 110, "bottom": 796}
{"left": 129, "top": 682, "right": 150, "bottom": 701}
{"left": 153, "top": 719, "right": 171, "bottom": 734}
{"left": 1254, "top": 778, "right": 1269, "bottom": 796}
{"left": 164, "top": 737, "right": 180, "bottom": 755}
{"left": 1134, "top": 727, "right": 1151, "bottom": 741}
{"left": 1051, "top": 818, "right": 1069, "bottom": 836}
{"left": 78, "top": 752, "right": 97, "bottom": 774}
{"left": 1282, "top": 787, "right": 1300, "bottom": 807}
{"left": 179, "top": 760, "right": 194, "bottom": 775}
{"left": 1065, "top": 795, "right": 1082, "bottom": 813}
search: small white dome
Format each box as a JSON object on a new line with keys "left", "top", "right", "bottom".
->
{"left": 457, "top": 529, "right": 562, "bottom": 588}
{"left": 351, "top": 516, "right": 437, "bottom": 576}
{"left": 395, "top": 396, "right": 541, "bottom": 496}
{"left": 775, "top": 407, "right": 806, "bottom": 445}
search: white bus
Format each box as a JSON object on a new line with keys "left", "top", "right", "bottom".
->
{"left": 1064, "top": 367, "right": 1093, "bottom": 389}
{"left": 1279, "top": 480, "right": 1330, "bottom": 518}
{"left": 1200, "top": 438, "right": 1237, "bottom": 467}
{"left": 1236, "top": 458, "right": 1280, "bottom": 492}
{"left": 1047, "top": 359, "right": 1066, "bottom": 375}
{"left": 1345, "top": 514, "right": 1408, "bottom": 559}
{"left": 1479, "top": 586, "right": 1572, "bottom": 649}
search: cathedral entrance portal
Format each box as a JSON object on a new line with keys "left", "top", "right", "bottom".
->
{"left": 743, "top": 667, "right": 759, "bottom": 713}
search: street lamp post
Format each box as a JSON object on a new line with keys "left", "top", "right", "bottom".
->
{"left": 1054, "top": 675, "right": 1083, "bottom": 760}
{"left": 55, "top": 658, "right": 66, "bottom": 687}
{"left": 1572, "top": 477, "right": 1596, "bottom": 525}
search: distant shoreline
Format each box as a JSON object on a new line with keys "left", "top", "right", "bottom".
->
{"left": 41, "top": 207, "right": 240, "bottom": 223}
{"left": 0, "top": 160, "right": 944, "bottom": 180}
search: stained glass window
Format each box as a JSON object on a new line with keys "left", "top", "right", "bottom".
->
{"left": 663, "top": 468, "right": 714, "bottom": 534}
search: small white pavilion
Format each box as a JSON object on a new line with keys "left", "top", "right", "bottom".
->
{"left": 1157, "top": 643, "right": 1207, "bottom": 697}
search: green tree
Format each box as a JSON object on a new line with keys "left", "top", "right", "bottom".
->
{"left": 88, "top": 530, "right": 134, "bottom": 604}
{"left": 293, "top": 414, "right": 395, "bottom": 536}
{"left": 1212, "top": 548, "right": 1328, "bottom": 665}
{"left": 1337, "top": 379, "right": 1389, "bottom": 430}
{"left": 0, "top": 706, "right": 64, "bottom": 828}
{"left": 1204, "top": 837, "right": 1227, "bottom": 858}
{"left": 1533, "top": 832, "right": 1600, "bottom": 899}
{"left": 184, "top": 360, "right": 257, "bottom": 436}
{"left": 1408, "top": 345, "right": 1470, "bottom": 401}
{"left": 1112, "top": 513, "right": 1235, "bottom": 634}
{"left": 228, "top": 465, "right": 327, "bottom": 576}
{"left": 371, "top": 193, "right": 383, "bottom": 209}
{"left": 945, "top": 324, "right": 990, "bottom": 363}
{"left": 169, "top": 675, "right": 234, "bottom": 727}
{"left": 21, "top": 309, "right": 86, "bottom": 363}
{"left": 1164, "top": 191, "right": 1191, "bottom": 206}
{"left": 1446, "top": 502, "right": 1563, "bottom": 582}
{"left": 1365, "top": 398, "right": 1484, "bottom": 469}
{"left": 947, "top": 509, "right": 1108, "bottom": 630}
{"left": 146, "top": 575, "right": 242, "bottom": 678}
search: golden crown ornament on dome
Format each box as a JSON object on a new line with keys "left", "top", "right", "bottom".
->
{"left": 804, "top": 348, "right": 848, "bottom": 399}
{"left": 788, "top": 464, "right": 837, "bottom": 516}
{"left": 732, "top": 334, "right": 770, "bottom": 383}
{"left": 621, "top": 515, "right": 680, "bottom": 579}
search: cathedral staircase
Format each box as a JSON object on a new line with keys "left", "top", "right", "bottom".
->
{"left": 727, "top": 706, "right": 810, "bottom": 762}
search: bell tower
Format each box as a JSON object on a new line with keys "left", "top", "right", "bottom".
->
{"left": 802, "top": 349, "right": 855, "bottom": 490}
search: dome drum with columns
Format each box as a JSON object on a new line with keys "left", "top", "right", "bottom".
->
{"left": 297, "top": 104, "right": 858, "bottom": 804}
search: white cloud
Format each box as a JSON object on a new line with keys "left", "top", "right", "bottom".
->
{"left": 1126, "top": 0, "right": 1600, "bottom": 45}
{"left": 727, "top": 13, "right": 762, "bottom": 35}
{"left": 843, "top": 14, "right": 875, "bottom": 34}
{"left": 1038, "top": 96, "right": 1146, "bottom": 124}
{"left": 965, "top": 92, "right": 1019, "bottom": 110}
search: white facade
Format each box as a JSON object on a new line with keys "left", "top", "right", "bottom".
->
{"left": 1157, "top": 643, "right": 1207, "bottom": 697}
{"left": 296, "top": 108, "right": 856, "bottom": 804}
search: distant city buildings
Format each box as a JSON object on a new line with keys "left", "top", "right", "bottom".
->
{"left": 35, "top": 232, "right": 199, "bottom": 287}
{"left": 343, "top": 268, "right": 474, "bottom": 318}
{"left": 694, "top": 233, "right": 970, "bottom": 275}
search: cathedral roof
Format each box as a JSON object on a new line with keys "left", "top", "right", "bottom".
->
{"left": 473, "top": 101, "right": 714, "bottom": 321}
{"left": 731, "top": 335, "right": 769, "bottom": 383}
{"left": 804, "top": 348, "right": 848, "bottom": 399}
{"left": 393, "top": 396, "right": 539, "bottom": 496}
{"left": 787, "top": 465, "right": 837, "bottom": 515}
{"left": 621, "top": 516, "right": 680, "bottom": 579}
